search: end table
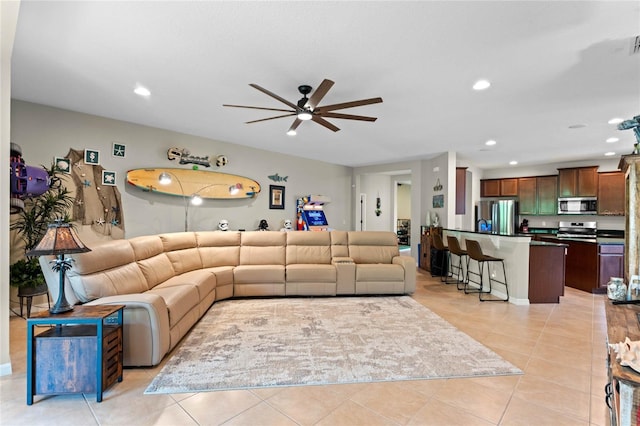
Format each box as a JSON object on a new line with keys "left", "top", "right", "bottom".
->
{"left": 26, "top": 304, "right": 124, "bottom": 405}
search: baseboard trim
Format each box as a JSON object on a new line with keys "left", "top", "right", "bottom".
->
{"left": 0, "top": 362, "right": 13, "bottom": 376}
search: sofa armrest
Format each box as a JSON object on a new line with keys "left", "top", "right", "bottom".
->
{"left": 332, "top": 257, "right": 356, "bottom": 294}
{"left": 393, "top": 256, "right": 417, "bottom": 294}
{"left": 85, "top": 293, "right": 170, "bottom": 367}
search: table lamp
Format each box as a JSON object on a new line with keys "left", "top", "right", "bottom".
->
{"left": 26, "top": 221, "right": 91, "bottom": 314}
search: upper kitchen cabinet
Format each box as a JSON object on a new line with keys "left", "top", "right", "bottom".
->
{"left": 518, "top": 175, "right": 557, "bottom": 215}
{"left": 558, "top": 166, "right": 598, "bottom": 197}
{"left": 480, "top": 178, "right": 518, "bottom": 197}
{"left": 598, "top": 171, "right": 625, "bottom": 216}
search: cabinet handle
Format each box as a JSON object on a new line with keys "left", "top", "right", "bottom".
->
{"left": 605, "top": 383, "right": 613, "bottom": 409}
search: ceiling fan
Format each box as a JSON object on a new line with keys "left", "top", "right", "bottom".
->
{"left": 223, "top": 79, "right": 382, "bottom": 134}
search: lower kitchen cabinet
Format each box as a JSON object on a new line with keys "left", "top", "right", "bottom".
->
{"left": 543, "top": 238, "right": 624, "bottom": 293}
{"left": 599, "top": 244, "right": 625, "bottom": 287}
{"left": 529, "top": 243, "right": 566, "bottom": 303}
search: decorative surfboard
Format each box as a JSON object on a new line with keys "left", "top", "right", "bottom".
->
{"left": 126, "top": 168, "right": 261, "bottom": 199}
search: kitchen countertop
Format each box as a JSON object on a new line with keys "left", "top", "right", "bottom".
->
{"left": 529, "top": 241, "right": 568, "bottom": 247}
{"left": 536, "top": 235, "right": 624, "bottom": 245}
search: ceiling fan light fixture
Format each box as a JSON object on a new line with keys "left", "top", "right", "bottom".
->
{"left": 297, "top": 110, "right": 313, "bottom": 121}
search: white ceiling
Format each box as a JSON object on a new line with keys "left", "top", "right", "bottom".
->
{"left": 11, "top": 1, "right": 640, "bottom": 169}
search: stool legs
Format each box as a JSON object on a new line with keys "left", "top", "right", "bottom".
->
{"left": 465, "top": 259, "right": 509, "bottom": 302}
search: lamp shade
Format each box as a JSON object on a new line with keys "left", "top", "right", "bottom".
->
{"left": 26, "top": 222, "right": 91, "bottom": 256}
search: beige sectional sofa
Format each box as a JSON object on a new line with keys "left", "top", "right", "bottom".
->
{"left": 40, "top": 230, "right": 416, "bottom": 367}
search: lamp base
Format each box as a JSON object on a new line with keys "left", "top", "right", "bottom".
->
{"left": 50, "top": 301, "right": 73, "bottom": 314}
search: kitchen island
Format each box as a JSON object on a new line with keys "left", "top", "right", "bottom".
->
{"left": 443, "top": 229, "right": 530, "bottom": 305}
{"left": 538, "top": 235, "right": 625, "bottom": 293}
{"left": 442, "top": 229, "right": 568, "bottom": 305}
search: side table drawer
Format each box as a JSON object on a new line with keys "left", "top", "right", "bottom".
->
{"left": 35, "top": 325, "right": 122, "bottom": 395}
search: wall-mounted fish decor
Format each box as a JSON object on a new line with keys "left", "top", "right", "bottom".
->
{"left": 268, "top": 173, "right": 288, "bottom": 182}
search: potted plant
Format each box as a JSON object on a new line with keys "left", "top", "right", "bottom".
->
{"left": 10, "top": 162, "right": 74, "bottom": 295}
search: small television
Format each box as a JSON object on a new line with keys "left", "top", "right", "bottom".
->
{"left": 303, "top": 210, "right": 328, "bottom": 227}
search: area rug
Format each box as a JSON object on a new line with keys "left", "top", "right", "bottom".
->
{"left": 145, "top": 296, "right": 521, "bottom": 394}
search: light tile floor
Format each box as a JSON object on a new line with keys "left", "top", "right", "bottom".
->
{"left": 1, "top": 269, "right": 610, "bottom": 425}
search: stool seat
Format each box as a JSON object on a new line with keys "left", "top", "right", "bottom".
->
{"left": 464, "top": 239, "right": 509, "bottom": 302}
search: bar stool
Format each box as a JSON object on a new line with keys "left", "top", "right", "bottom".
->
{"left": 431, "top": 234, "right": 454, "bottom": 284}
{"left": 464, "top": 239, "right": 509, "bottom": 302}
{"left": 446, "top": 235, "right": 469, "bottom": 290}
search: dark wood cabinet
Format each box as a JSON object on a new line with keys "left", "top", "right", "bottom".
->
{"left": 599, "top": 244, "right": 625, "bottom": 288}
{"left": 420, "top": 234, "right": 431, "bottom": 271}
{"left": 558, "top": 166, "right": 598, "bottom": 197}
{"left": 456, "top": 167, "right": 467, "bottom": 214}
{"left": 518, "top": 177, "right": 536, "bottom": 214}
{"left": 529, "top": 243, "right": 566, "bottom": 303}
{"left": 563, "top": 239, "right": 599, "bottom": 293}
{"left": 517, "top": 175, "right": 557, "bottom": 216}
{"left": 598, "top": 171, "right": 625, "bottom": 216}
{"left": 480, "top": 178, "right": 518, "bottom": 197}
{"left": 480, "top": 179, "right": 500, "bottom": 197}
{"left": 500, "top": 178, "right": 518, "bottom": 196}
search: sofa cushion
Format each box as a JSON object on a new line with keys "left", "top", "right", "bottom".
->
{"left": 356, "top": 264, "right": 405, "bottom": 281}
{"left": 286, "top": 232, "right": 332, "bottom": 264}
{"left": 147, "top": 284, "right": 200, "bottom": 328}
{"left": 234, "top": 265, "right": 285, "bottom": 284}
{"left": 160, "top": 232, "right": 197, "bottom": 251}
{"left": 156, "top": 269, "right": 217, "bottom": 300}
{"left": 330, "top": 230, "right": 349, "bottom": 258}
{"left": 129, "top": 235, "right": 164, "bottom": 260}
{"left": 240, "top": 231, "right": 286, "bottom": 265}
{"left": 166, "top": 248, "right": 203, "bottom": 275}
{"left": 348, "top": 231, "right": 399, "bottom": 264}
{"left": 137, "top": 254, "right": 175, "bottom": 289}
{"left": 69, "top": 262, "right": 148, "bottom": 303}
{"left": 196, "top": 231, "right": 241, "bottom": 267}
{"left": 286, "top": 264, "right": 336, "bottom": 282}
{"left": 71, "top": 239, "right": 135, "bottom": 275}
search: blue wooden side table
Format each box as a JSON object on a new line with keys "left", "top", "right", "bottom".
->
{"left": 26, "top": 304, "right": 124, "bottom": 405}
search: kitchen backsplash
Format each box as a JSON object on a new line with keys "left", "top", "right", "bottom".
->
{"left": 520, "top": 215, "right": 624, "bottom": 231}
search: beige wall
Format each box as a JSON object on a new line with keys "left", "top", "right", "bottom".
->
{"left": 1, "top": 0, "right": 21, "bottom": 376}
{"left": 11, "top": 101, "right": 354, "bottom": 238}
{"left": 396, "top": 183, "right": 411, "bottom": 219}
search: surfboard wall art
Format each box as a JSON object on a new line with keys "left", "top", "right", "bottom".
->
{"left": 126, "top": 168, "right": 261, "bottom": 200}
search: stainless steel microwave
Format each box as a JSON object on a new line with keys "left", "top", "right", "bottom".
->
{"left": 557, "top": 197, "right": 597, "bottom": 215}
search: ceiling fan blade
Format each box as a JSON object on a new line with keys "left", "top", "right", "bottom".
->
{"left": 249, "top": 84, "right": 299, "bottom": 110}
{"left": 246, "top": 113, "right": 296, "bottom": 124}
{"left": 223, "top": 104, "right": 294, "bottom": 113}
{"left": 306, "top": 79, "right": 334, "bottom": 110}
{"left": 321, "top": 112, "right": 378, "bottom": 122}
{"left": 315, "top": 97, "right": 383, "bottom": 112}
{"left": 288, "top": 118, "right": 303, "bottom": 133}
{"left": 312, "top": 115, "right": 340, "bottom": 132}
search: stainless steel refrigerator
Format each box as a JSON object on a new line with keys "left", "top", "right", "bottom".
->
{"left": 476, "top": 199, "right": 518, "bottom": 235}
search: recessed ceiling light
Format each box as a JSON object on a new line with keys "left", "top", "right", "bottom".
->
{"left": 134, "top": 86, "right": 151, "bottom": 97}
{"left": 604, "top": 152, "right": 616, "bottom": 156}
{"left": 606, "top": 137, "right": 619, "bottom": 143}
{"left": 485, "top": 140, "right": 497, "bottom": 146}
{"left": 286, "top": 129, "right": 296, "bottom": 136}
{"left": 473, "top": 80, "right": 491, "bottom": 91}
{"left": 608, "top": 118, "right": 624, "bottom": 125}
{"left": 568, "top": 124, "right": 587, "bottom": 129}
{"left": 509, "top": 160, "right": 518, "bottom": 165}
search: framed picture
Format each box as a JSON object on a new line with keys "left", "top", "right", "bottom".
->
{"left": 84, "top": 149, "right": 100, "bottom": 165}
{"left": 112, "top": 142, "right": 126, "bottom": 158}
{"left": 54, "top": 157, "right": 71, "bottom": 174}
{"left": 432, "top": 194, "right": 444, "bottom": 208}
{"left": 269, "top": 185, "right": 285, "bottom": 209}
{"left": 102, "top": 170, "right": 117, "bottom": 186}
